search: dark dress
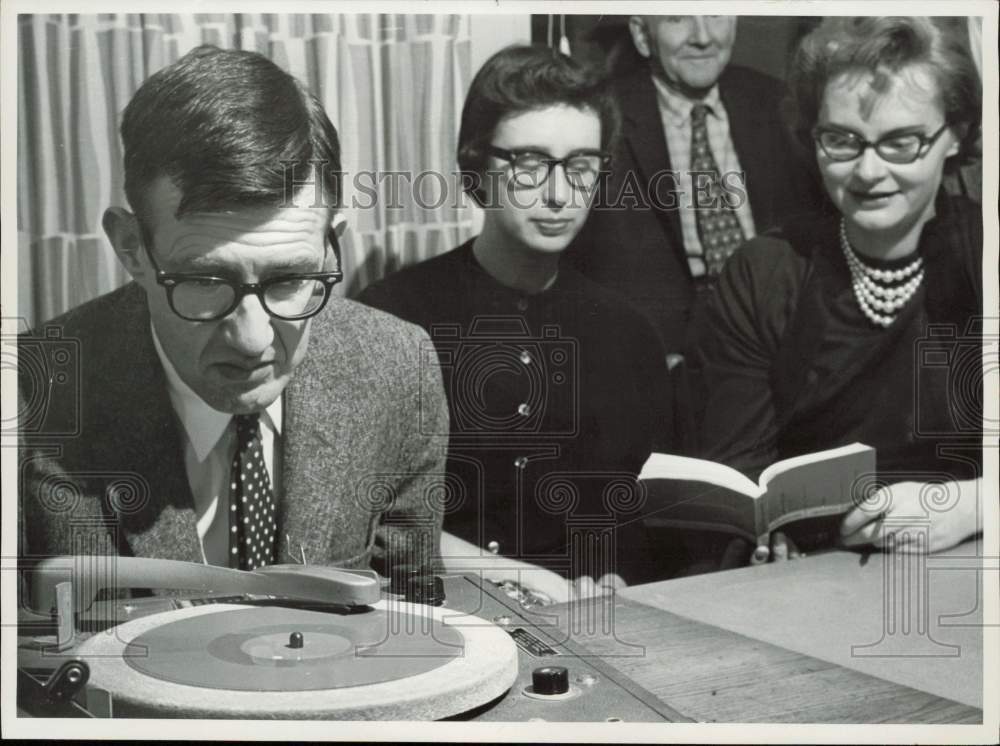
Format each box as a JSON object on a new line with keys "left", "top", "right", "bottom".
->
{"left": 683, "top": 193, "right": 984, "bottom": 562}
{"left": 359, "top": 240, "right": 671, "bottom": 583}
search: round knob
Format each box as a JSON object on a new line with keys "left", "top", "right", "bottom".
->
{"left": 288, "top": 632, "right": 304, "bottom": 649}
{"left": 389, "top": 563, "right": 423, "bottom": 594}
{"left": 532, "top": 666, "right": 569, "bottom": 695}
{"left": 406, "top": 575, "right": 445, "bottom": 606}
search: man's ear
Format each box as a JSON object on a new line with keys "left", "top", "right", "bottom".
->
{"left": 628, "top": 16, "right": 652, "bottom": 59}
{"left": 945, "top": 123, "right": 967, "bottom": 159}
{"left": 102, "top": 207, "right": 146, "bottom": 279}
{"left": 330, "top": 211, "right": 348, "bottom": 240}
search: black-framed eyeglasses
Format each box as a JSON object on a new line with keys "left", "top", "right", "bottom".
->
{"left": 141, "top": 234, "right": 343, "bottom": 322}
{"left": 812, "top": 123, "right": 951, "bottom": 164}
{"left": 483, "top": 145, "right": 611, "bottom": 190}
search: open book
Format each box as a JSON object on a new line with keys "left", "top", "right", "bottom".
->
{"left": 639, "top": 443, "right": 876, "bottom": 547}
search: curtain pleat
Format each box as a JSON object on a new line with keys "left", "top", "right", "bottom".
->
{"left": 17, "top": 13, "right": 477, "bottom": 327}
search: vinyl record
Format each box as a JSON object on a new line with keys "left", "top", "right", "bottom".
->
{"left": 75, "top": 600, "right": 519, "bottom": 719}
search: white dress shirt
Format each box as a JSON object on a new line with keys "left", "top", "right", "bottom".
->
{"left": 653, "top": 76, "right": 757, "bottom": 277}
{"left": 151, "top": 325, "right": 283, "bottom": 566}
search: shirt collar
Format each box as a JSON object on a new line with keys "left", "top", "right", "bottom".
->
{"left": 652, "top": 75, "right": 723, "bottom": 125}
{"left": 150, "top": 322, "right": 283, "bottom": 461}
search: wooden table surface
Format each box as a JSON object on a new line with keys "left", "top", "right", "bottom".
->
{"left": 547, "top": 540, "right": 988, "bottom": 723}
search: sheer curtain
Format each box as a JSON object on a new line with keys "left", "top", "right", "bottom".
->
{"left": 17, "top": 13, "right": 477, "bottom": 327}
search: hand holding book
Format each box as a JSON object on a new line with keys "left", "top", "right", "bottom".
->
{"left": 840, "top": 478, "right": 982, "bottom": 553}
{"left": 640, "top": 443, "right": 877, "bottom": 550}
{"left": 640, "top": 443, "right": 982, "bottom": 561}
{"left": 717, "top": 531, "right": 802, "bottom": 570}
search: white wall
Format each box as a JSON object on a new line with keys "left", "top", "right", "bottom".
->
{"left": 470, "top": 13, "right": 531, "bottom": 72}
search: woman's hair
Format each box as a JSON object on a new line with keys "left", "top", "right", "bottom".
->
{"left": 787, "top": 17, "right": 982, "bottom": 165}
{"left": 457, "top": 44, "right": 620, "bottom": 205}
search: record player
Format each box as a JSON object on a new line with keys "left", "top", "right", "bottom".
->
{"left": 16, "top": 557, "right": 690, "bottom": 721}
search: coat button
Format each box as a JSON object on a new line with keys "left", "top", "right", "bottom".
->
{"left": 514, "top": 456, "right": 528, "bottom": 469}
{"left": 517, "top": 403, "right": 531, "bottom": 417}
{"left": 520, "top": 350, "right": 532, "bottom": 365}
{"left": 487, "top": 540, "right": 500, "bottom": 554}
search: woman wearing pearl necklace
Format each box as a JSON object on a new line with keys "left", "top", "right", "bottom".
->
{"left": 689, "top": 16, "right": 984, "bottom": 567}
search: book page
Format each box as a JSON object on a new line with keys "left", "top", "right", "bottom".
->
{"left": 758, "top": 442, "right": 873, "bottom": 491}
{"left": 639, "top": 453, "right": 762, "bottom": 497}
{"left": 759, "top": 445, "right": 877, "bottom": 536}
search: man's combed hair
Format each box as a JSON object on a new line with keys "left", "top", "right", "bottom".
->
{"left": 787, "top": 17, "right": 982, "bottom": 165}
{"left": 457, "top": 44, "right": 620, "bottom": 203}
{"left": 121, "top": 45, "right": 342, "bottom": 224}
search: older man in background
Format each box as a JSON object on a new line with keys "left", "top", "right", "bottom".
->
{"left": 566, "top": 16, "right": 821, "bottom": 369}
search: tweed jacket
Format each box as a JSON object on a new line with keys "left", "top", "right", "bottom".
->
{"left": 565, "top": 65, "right": 824, "bottom": 352}
{"left": 18, "top": 282, "right": 449, "bottom": 575}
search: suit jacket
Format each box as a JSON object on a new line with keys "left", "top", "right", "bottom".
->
{"left": 565, "top": 65, "right": 824, "bottom": 352}
{"left": 18, "top": 282, "right": 449, "bottom": 576}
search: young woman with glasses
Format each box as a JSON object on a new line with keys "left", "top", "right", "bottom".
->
{"left": 360, "top": 45, "right": 672, "bottom": 601}
{"left": 690, "top": 17, "right": 984, "bottom": 567}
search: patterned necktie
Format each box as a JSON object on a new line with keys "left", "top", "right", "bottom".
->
{"left": 228, "top": 414, "right": 277, "bottom": 570}
{"left": 690, "top": 104, "right": 745, "bottom": 275}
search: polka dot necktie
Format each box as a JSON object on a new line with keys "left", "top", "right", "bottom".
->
{"left": 690, "top": 104, "right": 745, "bottom": 275}
{"left": 228, "top": 414, "right": 277, "bottom": 571}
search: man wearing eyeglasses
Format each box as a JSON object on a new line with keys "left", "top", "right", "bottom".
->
{"left": 18, "top": 46, "right": 448, "bottom": 577}
{"left": 564, "top": 16, "right": 821, "bottom": 379}
{"left": 360, "top": 46, "right": 671, "bottom": 602}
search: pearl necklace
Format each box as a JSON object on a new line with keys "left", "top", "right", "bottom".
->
{"left": 840, "top": 219, "right": 924, "bottom": 328}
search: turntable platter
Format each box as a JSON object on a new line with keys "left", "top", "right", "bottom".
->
{"left": 75, "top": 600, "right": 518, "bottom": 719}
